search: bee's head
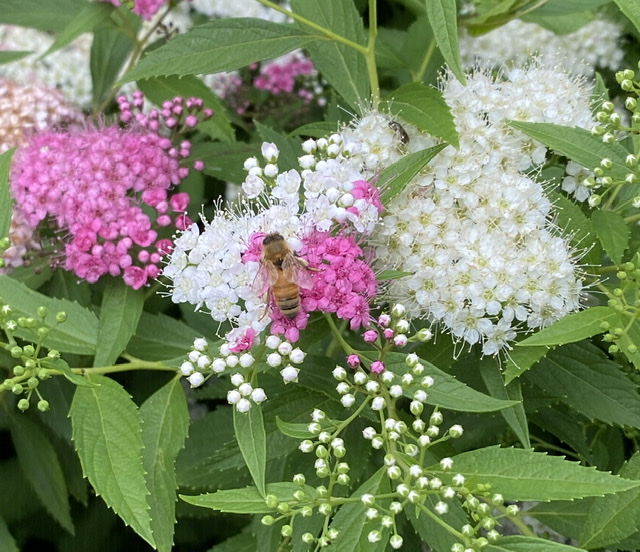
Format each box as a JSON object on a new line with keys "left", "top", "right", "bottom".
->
{"left": 263, "top": 233, "right": 285, "bottom": 246}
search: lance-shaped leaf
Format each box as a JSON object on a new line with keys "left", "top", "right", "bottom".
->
{"left": 428, "top": 446, "right": 640, "bottom": 501}
{"left": 234, "top": 406, "right": 267, "bottom": 497}
{"left": 517, "top": 306, "right": 616, "bottom": 347}
{"left": 502, "top": 345, "right": 548, "bottom": 385}
{"left": 612, "top": 313, "right": 640, "bottom": 371}
{"left": 122, "top": 19, "right": 316, "bottom": 83}
{"left": 181, "top": 482, "right": 309, "bottom": 513}
{"left": 591, "top": 210, "right": 630, "bottom": 265}
{"left": 385, "top": 352, "right": 518, "bottom": 412}
{"left": 508, "top": 121, "right": 630, "bottom": 178}
{"left": 0, "top": 148, "right": 14, "bottom": 238}
{"left": 140, "top": 377, "right": 189, "bottom": 552}
{"left": 425, "top": 0, "right": 465, "bottom": 84}
{"left": 381, "top": 83, "right": 458, "bottom": 147}
{"left": 0, "top": 276, "right": 99, "bottom": 354}
{"left": 486, "top": 535, "right": 588, "bottom": 551}
{"left": 0, "top": 51, "right": 32, "bottom": 64}
{"left": 0, "top": 0, "right": 87, "bottom": 32}
{"left": 10, "top": 414, "right": 73, "bottom": 533}
{"left": 524, "top": 342, "right": 640, "bottom": 427}
{"left": 70, "top": 374, "right": 154, "bottom": 547}
{"left": 94, "top": 279, "right": 143, "bottom": 368}
{"left": 614, "top": 0, "right": 640, "bottom": 34}
{"left": 41, "top": 357, "right": 98, "bottom": 388}
{"left": 378, "top": 144, "right": 447, "bottom": 204}
{"left": 291, "top": 0, "right": 369, "bottom": 113}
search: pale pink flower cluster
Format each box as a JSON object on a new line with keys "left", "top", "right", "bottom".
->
{"left": 254, "top": 52, "right": 322, "bottom": 104}
{"left": 9, "top": 93, "right": 208, "bottom": 289}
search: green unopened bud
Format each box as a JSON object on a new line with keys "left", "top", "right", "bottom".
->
{"left": 3, "top": 379, "right": 13, "bottom": 390}
{"left": 10, "top": 346, "right": 22, "bottom": 358}
{"left": 337, "top": 473, "right": 350, "bottom": 486}
{"left": 261, "top": 515, "right": 275, "bottom": 526}
{"left": 24, "top": 358, "right": 36, "bottom": 369}
{"left": 315, "top": 445, "right": 328, "bottom": 459}
{"left": 609, "top": 344, "right": 620, "bottom": 354}
{"left": 280, "top": 524, "right": 292, "bottom": 537}
{"left": 12, "top": 383, "right": 23, "bottom": 394}
{"left": 277, "top": 502, "right": 290, "bottom": 514}
{"left": 302, "top": 532, "right": 315, "bottom": 544}
{"left": 22, "top": 345, "right": 35, "bottom": 357}
{"left": 316, "top": 485, "right": 328, "bottom": 498}
{"left": 38, "top": 368, "right": 51, "bottom": 380}
{"left": 37, "top": 306, "right": 49, "bottom": 318}
{"left": 301, "top": 506, "right": 313, "bottom": 517}
{"left": 601, "top": 158, "right": 613, "bottom": 169}
{"left": 602, "top": 101, "right": 615, "bottom": 112}
{"left": 621, "top": 79, "right": 634, "bottom": 91}
{"left": 55, "top": 312, "right": 67, "bottom": 323}
{"left": 506, "top": 504, "right": 520, "bottom": 516}
{"left": 617, "top": 271, "right": 628, "bottom": 280}
{"left": 626, "top": 96, "right": 638, "bottom": 110}
{"left": 17, "top": 398, "right": 30, "bottom": 411}
{"left": 293, "top": 490, "right": 306, "bottom": 502}
{"left": 293, "top": 473, "right": 306, "bottom": 486}
{"left": 628, "top": 344, "right": 638, "bottom": 354}
{"left": 37, "top": 327, "right": 49, "bottom": 339}
{"left": 265, "top": 494, "right": 279, "bottom": 509}
{"left": 318, "top": 503, "right": 332, "bottom": 516}
{"left": 47, "top": 350, "right": 60, "bottom": 359}
{"left": 591, "top": 125, "right": 605, "bottom": 136}
{"left": 37, "top": 400, "right": 50, "bottom": 412}
{"left": 27, "top": 377, "right": 39, "bottom": 389}
{"left": 13, "top": 365, "right": 25, "bottom": 377}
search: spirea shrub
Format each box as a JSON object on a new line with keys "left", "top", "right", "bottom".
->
{"left": 2, "top": 2, "right": 640, "bottom": 552}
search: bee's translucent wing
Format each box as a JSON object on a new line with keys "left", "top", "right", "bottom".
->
{"left": 253, "top": 261, "right": 279, "bottom": 297}
{"left": 282, "top": 254, "right": 314, "bottom": 290}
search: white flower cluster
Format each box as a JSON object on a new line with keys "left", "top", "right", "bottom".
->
{"left": 371, "top": 65, "right": 589, "bottom": 354}
{"left": 460, "top": 19, "right": 624, "bottom": 77}
{"left": 0, "top": 26, "right": 93, "bottom": 107}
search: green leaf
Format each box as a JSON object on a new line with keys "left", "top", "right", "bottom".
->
{"left": 386, "top": 352, "right": 519, "bottom": 412}
{"left": 522, "top": 11, "right": 594, "bottom": 35}
{"left": 379, "top": 144, "right": 447, "bottom": 203}
{"left": 381, "top": 83, "right": 458, "bottom": 147}
{"left": 580, "top": 488, "right": 640, "bottom": 548}
{"left": 425, "top": 0, "right": 465, "bottom": 84}
{"left": 275, "top": 417, "right": 314, "bottom": 439}
{"left": 530, "top": 0, "right": 609, "bottom": 15}
{"left": 407, "top": 494, "right": 470, "bottom": 552}
{"left": 517, "top": 306, "right": 616, "bottom": 347}
{"left": 0, "top": 516, "right": 18, "bottom": 552}
{"left": 140, "top": 377, "right": 190, "bottom": 552}
{"left": 41, "top": 357, "right": 98, "bottom": 388}
{"left": 234, "top": 406, "right": 267, "bottom": 497}
{"left": 429, "top": 446, "right": 640, "bottom": 501}
{"left": 508, "top": 121, "right": 630, "bottom": 178}
{"left": 90, "top": 21, "right": 136, "bottom": 110}
{"left": 486, "top": 535, "right": 588, "bottom": 551}
{"left": 613, "top": 0, "right": 640, "bottom": 34}
{"left": 136, "top": 75, "right": 234, "bottom": 143}
{"left": 39, "top": 2, "right": 113, "bottom": 59}
{"left": 524, "top": 342, "right": 640, "bottom": 427}
{"left": 479, "top": 359, "right": 530, "bottom": 448}
{"left": 0, "top": 276, "right": 99, "bottom": 354}
{"left": 591, "top": 210, "right": 630, "bottom": 265}
{"left": 291, "top": 0, "right": 369, "bottom": 114}
{"left": 70, "top": 374, "right": 154, "bottom": 547}
{"left": 377, "top": 269, "right": 412, "bottom": 281}
{"left": 502, "top": 345, "right": 548, "bottom": 384}
{"left": 288, "top": 121, "right": 339, "bottom": 138}
{"left": 93, "top": 279, "right": 143, "bottom": 368}
{"left": 0, "top": 148, "right": 14, "bottom": 239}
{"left": 180, "top": 482, "right": 305, "bottom": 513}
{"left": 10, "top": 414, "right": 73, "bottom": 533}
{"left": 122, "top": 19, "right": 315, "bottom": 83}
{"left": 0, "top": 51, "right": 32, "bottom": 65}
{"left": 0, "top": 0, "right": 88, "bottom": 32}
{"left": 325, "top": 468, "right": 387, "bottom": 551}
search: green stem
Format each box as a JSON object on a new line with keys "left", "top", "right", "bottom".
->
{"left": 366, "top": 0, "right": 380, "bottom": 106}
{"left": 69, "top": 359, "right": 176, "bottom": 376}
{"left": 413, "top": 39, "right": 436, "bottom": 82}
{"left": 324, "top": 313, "right": 357, "bottom": 355}
{"left": 603, "top": 183, "right": 623, "bottom": 211}
{"left": 326, "top": 318, "right": 349, "bottom": 358}
{"left": 415, "top": 502, "right": 467, "bottom": 541}
{"left": 624, "top": 212, "right": 640, "bottom": 224}
{"left": 255, "top": 0, "right": 367, "bottom": 54}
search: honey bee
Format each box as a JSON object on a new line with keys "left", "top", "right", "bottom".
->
{"left": 389, "top": 120, "right": 410, "bottom": 145}
{"left": 256, "top": 233, "right": 315, "bottom": 319}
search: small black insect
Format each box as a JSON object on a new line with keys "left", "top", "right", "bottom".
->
{"left": 389, "top": 120, "right": 410, "bottom": 145}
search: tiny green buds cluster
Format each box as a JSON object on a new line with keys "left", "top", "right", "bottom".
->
{"left": 0, "top": 299, "right": 68, "bottom": 411}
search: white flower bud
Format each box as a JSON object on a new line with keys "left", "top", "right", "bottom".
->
{"left": 212, "top": 358, "right": 226, "bottom": 373}
{"left": 236, "top": 398, "right": 251, "bottom": 413}
{"left": 361, "top": 493, "right": 375, "bottom": 506}
{"left": 281, "top": 365, "right": 299, "bottom": 383}
{"left": 453, "top": 473, "right": 466, "bottom": 486}
{"left": 238, "top": 382, "right": 253, "bottom": 396}
{"left": 239, "top": 353, "right": 254, "bottom": 368}
{"left": 421, "top": 376, "right": 434, "bottom": 388}
{"left": 188, "top": 350, "right": 201, "bottom": 363}
{"left": 266, "top": 352, "right": 282, "bottom": 367}
{"left": 180, "top": 361, "right": 194, "bottom": 376}
{"left": 263, "top": 163, "right": 278, "bottom": 178}
{"left": 341, "top": 394, "right": 356, "bottom": 407}
{"left": 409, "top": 465, "right": 423, "bottom": 478}
{"left": 243, "top": 156, "right": 259, "bottom": 170}
{"left": 353, "top": 371, "right": 367, "bottom": 385}
{"left": 193, "top": 338, "right": 208, "bottom": 351}
{"left": 405, "top": 353, "right": 419, "bottom": 367}
{"left": 299, "top": 440, "right": 314, "bottom": 453}
{"left": 414, "top": 390, "right": 428, "bottom": 403}
{"left": 440, "top": 457, "right": 454, "bottom": 470}
{"left": 226, "top": 355, "right": 239, "bottom": 368}
{"left": 362, "top": 426, "right": 376, "bottom": 439}
{"left": 265, "top": 335, "right": 281, "bottom": 349}
{"left": 227, "top": 389, "right": 241, "bottom": 404}
{"left": 261, "top": 142, "right": 279, "bottom": 162}
{"left": 336, "top": 382, "right": 350, "bottom": 394}
{"left": 332, "top": 366, "right": 347, "bottom": 380}
{"left": 371, "top": 396, "right": 386, "bottom": 411}
{"left": 277, "top": 341, "right": 293, "bottom": 355}
{"left": 302, "top": 139, "right": 316, "bottom": 153}
{"left": 289, "top": 347, "right": 305, "bottom": 363}
{"left": 230, "top": 374, "right": 244, "bottom": 388}
{"left": 390, "top": 501, "right": 403, "bottom": 514}
{"left": 390, "top": 535, "right": 403, "bottom": 549}
{"left": 389, "top": 384, "right": 403, "bottom": 398}
{"left": 187, "top": 372, "right": 204, "bottom": 387}
{"left": 197, "top": 355, "right": 211, "bottom": 369}
{"left": 392, "top": 304, "right": 406, "bottom": 317}
{"left": 381, "top": 371, "right": 394, "bottom": 383}
{"left": 251, "top": 388, "right": 267, "bottom": 403}
{"left": 365, "top": 381, "right": 380, "bottom": 393}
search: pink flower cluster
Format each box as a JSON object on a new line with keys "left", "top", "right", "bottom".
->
{"left": 9, "top": 93, "right": 207, "bottom": 289}
{"left": 103, "top": 0, "right": 167, "bottom": 20}
{"left": 253, "top": 53, "right": 317, "bottom": 101}
{"left": 243, "top": 230, "right": 377, "bottom": 342}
